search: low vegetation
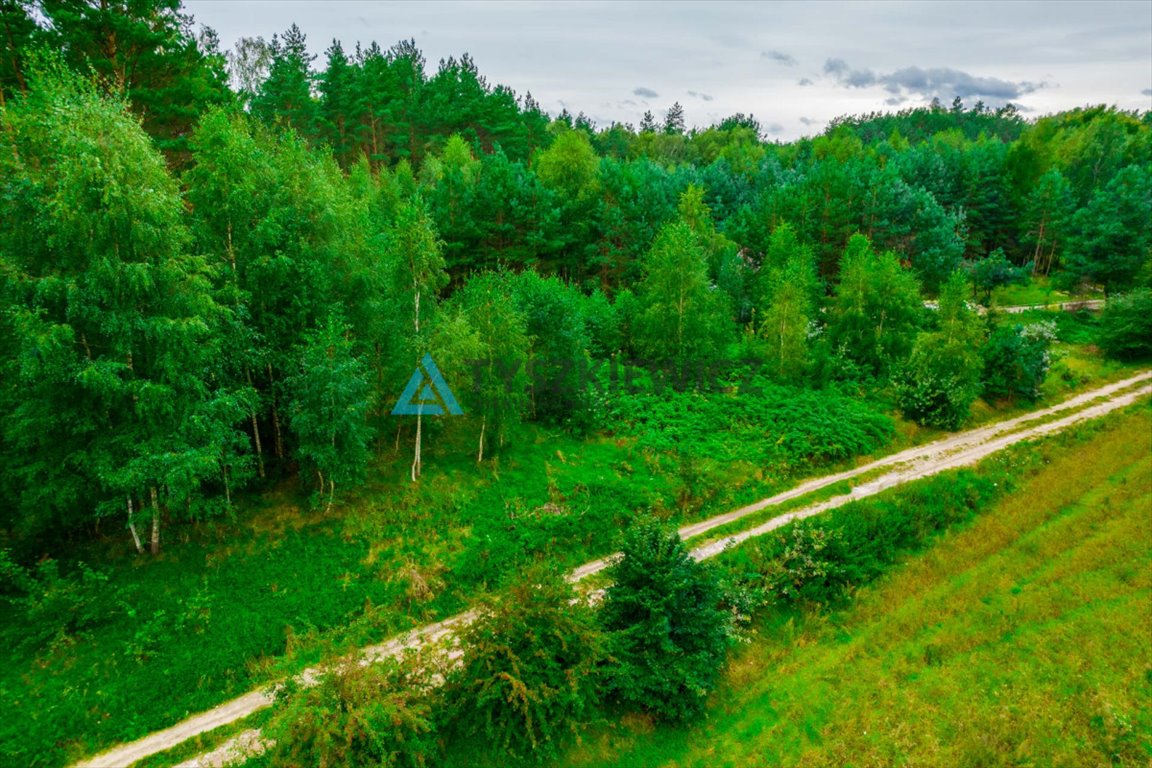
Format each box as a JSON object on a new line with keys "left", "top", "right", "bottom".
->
{"left": 562, "top": 406, "right": 1152, "bottom": 767}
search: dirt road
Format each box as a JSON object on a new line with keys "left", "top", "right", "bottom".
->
{"left": 73, "top": 371, "right": 1151, "bottom": 768}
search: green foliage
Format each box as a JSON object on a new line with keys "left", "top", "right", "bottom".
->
{"left": 1096, "top": 288, "right": 1152, "bottom": 361}
{"left": 507, "top": 271, "right": 592, "bottom": 426}
{"left": 264, "top": 655, "right": 438, "bottom": 768}
{"left": 754, "top": 224, "right": 819, "bottom": 379}
{"left": 446, "top": 273, "right": 531, "bottom": 459}
{"left": 286, "top": 315, "right": 374, "bottom": 506}
{"left": 250, "top": 24, "right": 319, "bottom": 135}
{"left": 897, "top": 272, "right": 984, "bottom": 428}
{"left": 1021, "top": 167, "right": 1074, "bottom": 276}
{"left": 746, "top": 470, "right": 1002, "bottom": 606}
{"left": 559, "top": 411, "right": 1152, "bottom": 768}
{"left": 580, "top": 289, "right": 621, "bottom": 357}
{"left": 761, "top": 522, "right": 844, "bottom": 604}
{"left": 0, "top": 61, "right": 243, "bottom": 540}
{"left": 533, "top": 129, "right": 600, "bottom": 200}
{"left": 967, "top": 247, "right": 1026, "bottom": 305}
{"left": 1061, "top": 165, "right": 1152, "bottom": 295}
{"left": 600, "top": 377, "right": 894, "bottom": 472}
{"left": 600, "top": 517, "right": 732, "bottom": 722}
{"left": 826, "top": 234, "right": 924, "bottom": 376}
{"left": 982, "top": 321, "right": 1057, "bottom": 401}
{"left": 0, "top": 551, "right": 109, "bottom": 650}
{"left": 3, "top": 18, "right": 1151, "bottom": 768}
{"left": 443, "top": 566, "right": 603, "bottom": 763}
{"left": 33, "top": 0, "right": 233, "bottom": 159}
{"left": 633, "top": 221, "right": 733, "bottom": 373}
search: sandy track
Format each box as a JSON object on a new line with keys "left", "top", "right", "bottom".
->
{"left": 73, "top": 371, "right": 1151, "bottom": 768}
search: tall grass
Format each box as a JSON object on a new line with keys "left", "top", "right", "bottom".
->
{"left": 563, "top": 406, "right": 1152, "bottom": 767}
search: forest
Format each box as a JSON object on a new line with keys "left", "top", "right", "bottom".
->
{"left": 0, "top": 2, "right": 1150, "bottom": 767}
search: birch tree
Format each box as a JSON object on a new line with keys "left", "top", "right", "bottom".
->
{"left": 386, "top": 200, "right": 447, "bottom": 480}
{"left": 0, "top": 63, "right": 243, "bottom": 549}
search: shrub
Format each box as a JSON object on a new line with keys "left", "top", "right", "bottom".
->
{"left": 743, "top": 470, "right": 1002, "bottom": 605}
{"left": 982, "top": 321, "right": 1056, "bottom": 401}
{"left": 897, "top": 342, "right": 983, "bottom": 429}
{"left": 0, "top": 550, "right": 110, "bottom": 650}
{"left": 966, "top": 248, "right": 1025, "bottom": 305}
{"left": 599, "top": 516, "right": 732, "bottom": 722}
{"left": 763, "top": 521, "right": 845, "bottom": 603}
{"left": 263, "top": 654, "right": 439, "bottom": 768}
{"left": 1096, "top": 288, "right": 1152, "bottom": 361}
{"left": 599, "top": 375, "right": 894, "bottom": 472}
{"left": 443, "top": 564, "right": 603, "bottom": 763}
{"left": 898, "top": 272, "right": 984, "bottom": 429}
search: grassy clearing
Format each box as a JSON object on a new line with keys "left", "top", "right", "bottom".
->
{"left": 992, "top": 276, "right": 1103, "bottom": 307}
{"left": 562, "top": 405, "right": 1152, "bottom": 767}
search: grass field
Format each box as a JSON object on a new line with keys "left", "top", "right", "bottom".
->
{"left": 992, "top": 276, "right": 1104, "bottom": 307}
{"left": 563, "top": 406, "right": 1152, "bottom": 767}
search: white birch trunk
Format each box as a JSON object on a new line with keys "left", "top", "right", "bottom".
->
{"left": 127, "top": 496, "right": 143, "bottom": 555}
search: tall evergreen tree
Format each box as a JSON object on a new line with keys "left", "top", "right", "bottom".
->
{"left": 250, "top": 24, "right": 318, "bottom": 136}
{"left": 1061, "top": 165, "right": 1152, "bottom": 295}
{"left": 663, "top": 101, "right": 685, "bottom": 135}
{"left": 38, "top": 0, "right": 232, "bottom": 159}
{"left": 1021, "top": 167, "right": 1075, "bottom": 276}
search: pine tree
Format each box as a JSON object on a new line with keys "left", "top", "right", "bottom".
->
{"left": 38, "top": 0, "right": 233, "bottom": 160}
{"left": 600, "top": 516, "right": 731, "bottom": 721}
{"left": 1022, "top": 167, "right": 1074, "bottom": 276}
{"left": 663, "top": 101, "right": 685, "bottom": 134}
{"left": 251, "top": 24, "right": 319, "bottom": 136}
{"left": 639, "top": 109, "right": 656, "bottom": 133}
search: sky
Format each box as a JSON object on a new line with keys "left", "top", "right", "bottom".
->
{"left": 185, "top": 0, "right": 1152, "bottom": 141}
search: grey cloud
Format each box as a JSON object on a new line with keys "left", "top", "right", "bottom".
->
{"left": 1143, "top": 88, "right": 1152, "bottom": 96}
{"left": 798, "top": 78, "right": 814, "bottom": 86}
{"left": 687, "top": 90, "right": 714, "bottom": 101}
{"left": 824, "top": 58, "right": 876, "bottom": 88}
{"left": 633, "top": 86, "right": 659, "bottom": 98}
{"left": 823, "top": 58, "right": 848, "bottom": 76}
{"left": 799, "top": 116, "right": 817, "bottom": 125}
{"left": 766, "top": 122, "right": 785, "bottom": 134}
{"left": 762, "top": 49, "right": 796, "bottom": 66}
{"left": 885, "top": 96, "right": 907, "bottom": 106}
{"left": 824, "top": 58, "right": 1044, "bottom": 102}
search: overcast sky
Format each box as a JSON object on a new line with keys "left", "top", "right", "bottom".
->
{"left": 186, "top": 0, "right": 1152, "bottom": 140}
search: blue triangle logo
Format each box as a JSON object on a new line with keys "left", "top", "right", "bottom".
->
{"left": 391, "top": 353, "right": 463, "bottom": 416}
